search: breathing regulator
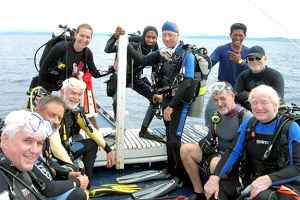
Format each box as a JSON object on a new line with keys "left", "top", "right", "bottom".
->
{"left": 211, "top": 112, "right": 221, "bottom": 124}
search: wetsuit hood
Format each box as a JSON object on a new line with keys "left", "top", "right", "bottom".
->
{"left": 141, "top": 26, "right": 158, "bottom": 53}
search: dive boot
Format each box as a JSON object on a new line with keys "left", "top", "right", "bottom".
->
{"left": 139, "top": 128, "right": 165, "bottom": 143}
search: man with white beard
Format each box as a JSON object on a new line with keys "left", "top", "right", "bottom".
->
{"left": 234, "top": 45, "right": 285, "bottom": 110}
{"left": 180, "top": 81, "right": 252, "bottom": 200}
{"left": 49, "top": 77, "right": 114, "bottom": 189}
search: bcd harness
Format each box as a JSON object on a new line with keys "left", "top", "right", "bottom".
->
{"left": 180, "top": 44, "right": 210, "bottom": 103}
{"left": 37, "top": 28, "right": 88, "bottom": 89}
{"left": 238, "top": 111, "right": 300, "bottom": 188}
{"left": 210, "top": 109, "right": 245, "bottom": 151}
{"left": 153, "top": 44, "right": 210, "bottom": 104}
{"left": 59, "top": 107, "right": 94, "bottom": 159}
{"left": 199, "top": 109, "right": 246, "bottom": 174}
{"left": 0, "top": 153, "right": 45, "bottom": 200}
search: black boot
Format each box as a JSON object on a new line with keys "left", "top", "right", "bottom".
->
{"left": 139, "top": 127, "right": 165, "bottom": 143}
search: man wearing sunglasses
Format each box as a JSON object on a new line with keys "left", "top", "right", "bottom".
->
{"left": 234, "top": 45, "right": 285, "bottom": 110}
{"left": 0, "top": 110, "right": 49, "bottom": 199}
{"left": 48, "top": 77, "right": 114, "bottom": 189}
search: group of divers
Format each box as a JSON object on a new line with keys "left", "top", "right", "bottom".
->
{"left": 0, "top": 20, "right": 300, "bottom": 200}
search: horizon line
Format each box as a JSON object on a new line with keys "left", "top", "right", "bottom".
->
{"left": 0, "top": 31, "right": 298, "bottom": 41}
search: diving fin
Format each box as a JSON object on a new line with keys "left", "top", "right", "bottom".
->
{"left": 132, "top": 177, "right": 183, "bottom": 200}
{"left": 116, "top": 168, "right": 170, "bottom": 184}
{"left": 89, "top": 183, "right": 141, "bottom": 198}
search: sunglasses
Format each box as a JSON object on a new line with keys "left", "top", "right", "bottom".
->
{"left": 25, "top": 113, "right": 54, "bottom": 137}
{"left": 247, "top": 57, "right": 262, "bottom": 61}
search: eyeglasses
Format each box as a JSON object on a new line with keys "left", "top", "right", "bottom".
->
{"left": 62, "top": 77, "right": 86, "bottom": 91}
{"left": 247, "top": 57, "right": 262, "bottom": 61}
{"left": 25, "top": 113, "right": 54, "bottom": 137}
{"left": 210, "top": 82, "right": 233, "bottom": 93}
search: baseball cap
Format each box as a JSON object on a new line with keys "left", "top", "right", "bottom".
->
{"left": 247, "top": 45, "right": 265, "bottom": 58}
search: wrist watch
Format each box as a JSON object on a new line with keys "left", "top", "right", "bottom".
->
{"left": 238, "top": 59, "right": 244, "bottom": 65}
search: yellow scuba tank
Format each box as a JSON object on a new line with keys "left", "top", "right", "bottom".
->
{"left": 188, "top": 47, "right": 210, "bottom": 118}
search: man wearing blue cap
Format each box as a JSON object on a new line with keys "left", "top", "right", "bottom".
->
{"left": 128, "top": 21, "right": 197, "bottom": 179}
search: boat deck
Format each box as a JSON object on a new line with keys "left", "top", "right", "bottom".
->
{"left": 85, "top": 105, "right": 208, "bottom": 199}
{"left": 95, "top": 125, "right": 208, "bottom": 167}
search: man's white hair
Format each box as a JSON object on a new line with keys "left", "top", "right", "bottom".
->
{"left": 61, "top": 77, "right": 86, "bottom": 92}
{"left": 248, "top": 85, "right": 280, "bottom": 107}
{"left": 2, "top": 110, "right": 47, "bottom": 139}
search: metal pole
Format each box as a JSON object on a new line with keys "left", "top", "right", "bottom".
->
{"left": 115, "top": 34, "right": 127, "bottom": 169}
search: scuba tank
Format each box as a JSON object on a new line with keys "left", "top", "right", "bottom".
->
{"left": 188, "top": 47, "right": 210, "bottom": 118}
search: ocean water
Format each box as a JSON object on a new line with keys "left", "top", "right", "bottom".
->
{"left": 0, "top": 34, "right": 299, "bottom": 128}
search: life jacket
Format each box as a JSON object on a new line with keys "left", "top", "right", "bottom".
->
{"left": 239, "top": 107, "right": 300, "bottom": 184}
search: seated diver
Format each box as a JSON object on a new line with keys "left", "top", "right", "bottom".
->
{"left": 104, "top": 25, "right": 164, "bottom": 142}
{"left": 0, "top": 110, "right": 46, "bottom": 200}
{"left": 48, "top": 77, "right": 114, "bottom": 188}
{"left": 34, "top": 95, "right": 89, "bottom": 200}
{"left": 28, "top": 87, "right": 134, "bottom": 199}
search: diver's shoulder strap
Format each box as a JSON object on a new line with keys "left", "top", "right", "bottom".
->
{"left": 0, "top": 165, "right": 43, "bottom": 200}
{"left": 0, "top": 166, "right": 16, "bottom": 199}
{"left": 263, "top": 116, "right": 292, "bottom": 160}
{"left": 238, "top": 109, "right": 245, "bottom": 126}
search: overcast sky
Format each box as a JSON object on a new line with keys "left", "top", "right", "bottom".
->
{"left": 1, "top": 0, "right": 299, "bottom": 39}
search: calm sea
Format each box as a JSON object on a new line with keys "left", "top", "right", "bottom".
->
{"left": 0, "top": 34, "right": 299, "bottom": 128}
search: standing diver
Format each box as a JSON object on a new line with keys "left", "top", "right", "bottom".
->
{"left": 104, "top": 25, "right": 163, "bottom": 141}
{"left": 38, "top": 23, "right": 113, "bottom": 130}
{"left": 127, "top": 21, "right": 198, "bottom": 179}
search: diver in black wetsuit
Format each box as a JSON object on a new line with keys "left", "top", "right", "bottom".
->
{"left": 38, "top": 24, "right": 105, "bottom": 93}
{"left": 104, "top": 25, "right": 163, "bottom": 141}
{"left": 0, "top": 110, "right": 48, "bottom": 200}
{"left": 127, "top": 21, "right": 197, "bottom": 179}
{"left": 38, "top": 23, "right": 114, "bottom": 130}
{"left": 234, "top": 45, "right": 285, "bottom": 110}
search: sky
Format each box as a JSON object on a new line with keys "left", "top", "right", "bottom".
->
{"left": 1, "top": 0, "right": 299, "bottom": 39}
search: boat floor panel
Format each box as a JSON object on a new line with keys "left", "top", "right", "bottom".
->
{"left": 94, "top": 125, "right": 208, "bottom": 167}
{"left": 91, "top": 162, "right": 194, "bottom": 200}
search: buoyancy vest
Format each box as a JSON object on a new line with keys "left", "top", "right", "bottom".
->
{"left": 155, "top": 44, "right": 210, "bottom": 101}
{"left": 154, "top": 48, "right": 185, "bottom": 95}
{"left": 58, "top": 109, "right": 81, "bottom": 153}
{"left": 58, "top": 107, "right": 109, "bottom": 155}
{"left": 239, "top": 113, "right": 298, "bottom": 183}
